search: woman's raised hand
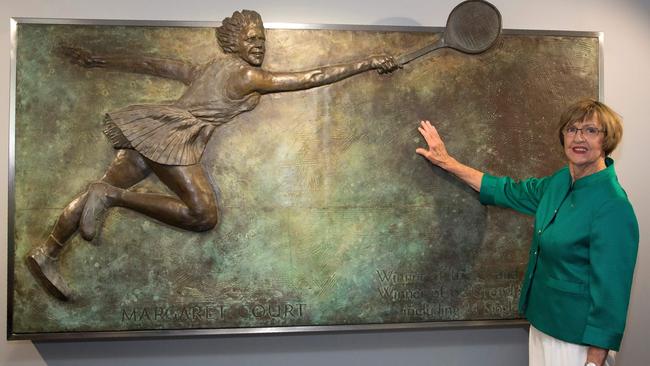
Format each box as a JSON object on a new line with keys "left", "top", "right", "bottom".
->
{"left": 416, "top": 120, "right": 454, "bottom": 168}
{"left": 416, "top": 120, "right": 483, "bottom": 191}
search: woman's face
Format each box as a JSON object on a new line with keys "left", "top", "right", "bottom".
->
{"left": 563, "top": 115, "right": 606, "bottom": 171}
{"left": 237, "top": 24, "right": 266, "bottom": 66}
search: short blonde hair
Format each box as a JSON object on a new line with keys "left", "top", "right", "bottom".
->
{"left": 557, "top": 98, "right": 623, "bottom": 156}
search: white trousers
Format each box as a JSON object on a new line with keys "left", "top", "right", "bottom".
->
{"left": 529, "top": 325, "right": 616, "bottom": 366}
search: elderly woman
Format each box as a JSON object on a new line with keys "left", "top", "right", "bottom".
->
{"left": 416, "top": 99, "right": 638, "bottom": 366}
{"left": 27, "top": 9, "right": 398, "bottom": 301}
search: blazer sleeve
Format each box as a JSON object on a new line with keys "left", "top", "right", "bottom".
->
{"left": 582, "top": 198, "right": 639, "bottom": 351}
{"left": 479, "top": 173, "right": 550, "bottom": 216}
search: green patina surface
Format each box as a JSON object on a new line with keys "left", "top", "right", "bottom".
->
{"left": 11, "top": 23, "right": 598, "bottom": 334}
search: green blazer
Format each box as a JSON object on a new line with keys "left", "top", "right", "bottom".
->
{"left": 479, "top": 158, "right": 638, "bottom": 351}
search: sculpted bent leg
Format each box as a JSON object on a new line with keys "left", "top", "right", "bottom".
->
{"left": 80, "top": 160, "right": 219, "bottom": 239}
{"left": 27, "top": 149, "right": 150, "bottom": 300}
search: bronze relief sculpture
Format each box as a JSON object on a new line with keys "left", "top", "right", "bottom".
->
{"left": 26, "top": 10, "right": 400, "bottom": 301}
{"left": 10, "top": 1, "right": 604, "bottom": 339}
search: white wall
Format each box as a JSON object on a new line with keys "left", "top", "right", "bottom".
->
{"left": 1, "top": 0, "right": 648, "bottom": 365}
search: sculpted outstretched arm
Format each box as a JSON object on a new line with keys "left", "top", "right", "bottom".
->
{"left": 58, "top": 46, "right": 200, "bottom": 86}
{"left": 231, "top": 55, "right": 398, "bottom": 96}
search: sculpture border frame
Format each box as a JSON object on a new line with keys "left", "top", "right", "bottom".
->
{"left": 6, "top": 17, "right": 604, "bottom": 341}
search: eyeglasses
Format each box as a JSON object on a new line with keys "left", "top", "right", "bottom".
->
{"left": 564, "top": 126, "right": 605, "bottom": 139}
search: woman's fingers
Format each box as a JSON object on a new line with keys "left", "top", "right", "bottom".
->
{"left": 417, "top": 125, "right": 433, "bottom": 147}
{"left": 417, "top": 127, "right": 434, "bottom": 148}
{"left": 417, "top": 120, "right": 450, "bottom": 166}
{"left": 418, "top": 121, "right": 442, "bottom": 148}
{"left": 421, "top": 120, "right": 441, "bottom": 139}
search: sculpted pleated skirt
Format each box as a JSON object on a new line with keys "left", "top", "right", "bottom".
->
{"left": 103, "top": 104, "right": 218, "bottom": 166}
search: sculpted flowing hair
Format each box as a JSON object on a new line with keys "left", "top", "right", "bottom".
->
{"left": 216, "top": 10, "right": 263, "bottom": 53}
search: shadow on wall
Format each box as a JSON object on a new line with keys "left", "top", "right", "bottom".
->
{"left": 34, "top": 326, "right": 528, "bottom": 366}
{"left": 373, "top": 17, "right": 423, "bottom": 26}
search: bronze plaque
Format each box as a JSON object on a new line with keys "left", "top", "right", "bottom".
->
{"left": 8, "top": 17, "right": 599, "bottom": 339}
